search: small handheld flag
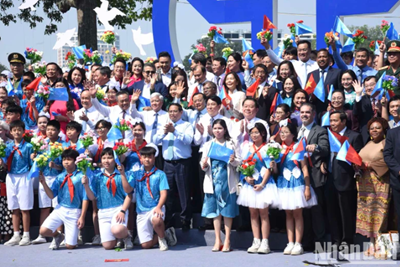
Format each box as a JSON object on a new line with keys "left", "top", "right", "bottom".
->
{"left": 327, "top": 128, "right": 341, "bottom": 153}
{"left": 332, "top": 16, "right": 353, "bottom": 37}
{"left": 295, "top": 23, "right": 313, "bottom": 35}
{"left": 341, "top": 38, "right": 355, "bottom": 53}
{"left": 48, "top": 87, "right": 69, "bottom": 101}
{"left": 386, "top": 22, "right": 399, "bottom": 40}
{"left": 313, "top": 77, "right": 326, "bottom": 102}
{"left": 219, "top": 85, "right": 232, "bottom": 109}
{"left": 263, "top": 15, "right": 277, "bottom": 30}
{"left": 321, "top": 111, "right": 330, "bottom": 127}
{"left": 336, "top": 140, "right": 351, "bottom": 165}
{"left": 207, "top": 142, "right": 234, "bottom": 163}
{"left": 269, "top": 93, "right": 283, "bottom": 114}
{"left": 72, "top": 45, "right": 87, "bottom": 60}
{"left": 214, "top": 31, "right": 229, "bottom": 44}
{"left": 26, "top": 77, "right": 41, "bottom": 90}
{"left": 304, "top": 74, "right": 317, "bottom": 95}
{"left": 327, "top": 84, "right": 334, "bottom": 102}
{"left": 246, "top": 79, "right": 260, "bottom": 97}
{"left": 242, "top": 38, "right": 254, "bottom": 52}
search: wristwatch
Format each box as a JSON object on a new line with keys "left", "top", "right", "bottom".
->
{"left": 120, "top": 210, "right": 126, "bottom": 214}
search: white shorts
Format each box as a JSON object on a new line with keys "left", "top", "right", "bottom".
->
{"left": 6, "top": 172, "right": 33, "bottom": 211}
{"left": 42, "top": 205, "right": 81, "bottom": 246}
{"left": 98, "top": 206, "right": 129, "bottom": 243}
{"left": 136, "top": 206, "right": 165, "bottom": 244}
{"left": 38, "top": 176, "right": 58, "bottom": 208}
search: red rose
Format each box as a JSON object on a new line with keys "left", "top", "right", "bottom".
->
{"left": 249, "top": 162, "right": 255, "bottom": 166}
{"left": 287, "top": 24, "right": 291, "bottom": 27}
{"left": 297, "top": 20, "right": 304, "bottom": 23}
{"left": 241, "top": 164, "right": 247, "bottom": 169}
{"left": 363, "top": 36, "right": 368, "bottom": 39}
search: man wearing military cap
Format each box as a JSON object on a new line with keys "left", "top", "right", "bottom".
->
{"left": 377, "top": 40, "right": 400, "bottom": 95}
{"left": 8, "top": 52, "right": 25, "bottom": 96}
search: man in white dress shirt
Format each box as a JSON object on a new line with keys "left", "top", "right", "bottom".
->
{"left": 212, "top": 57, "right": 226, "bottom": 92}
{"left": 189, "top": 53, "right": 216, "bottom": 86}
{"left": 261, "top": 38, "right": 318, "bottom": 88}
{"left": 94, "top": 67, "right": 111, "bottom": 91}
{"left": 73, "top": 90, "right": 105, "bottom": 134}
{"left": 158, "top": 51, "right": 172, "bottom": 87}
{"left": 188, "top": 66, "right": 209, "bottom": 104}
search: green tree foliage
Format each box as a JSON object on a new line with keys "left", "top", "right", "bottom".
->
{"left": 182, "top": 37, "right": 242, "bottom": 70}
{"left": 0, "top": 63, "right": 8, "bottom": 73}
{"left": 346, "top": 25, "right": 384, "bottom": 49}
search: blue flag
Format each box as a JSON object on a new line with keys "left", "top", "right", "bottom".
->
{"left": 27, "top": 161, "right": 41, "bottom": 180}
{"left": 107, "top": 126, "right": 123, "bottom": 143}
{"left": 48, "top": 87, "right": 69, "bottom": 101}
{"left": 341, "top": 38, "right": 355, "bottom": 53}
{"left": 76, "top": 142, "right": 85, "bottom": 154}
{"left": 375, "top": 41, "right": 380, "bottom": 55}
{"left": 370, "top": 71, "right": 385, "bottom": 96}
{"left": 290, "top": 34, "right": 297, "bottom": 47}
{"left": 321, "top": 111, "right": 330, "bottom": 127}
{"left": 137, "top": 96, "right": 151, "bottom": 111}
{"left": 327, "top": 128, "right": 342, "bottom": 153}
{"left": 291, "top": 137, "right": 307, "bottom": 161}
{"left": 244, "top": 51, "right": 254, "bottom": 69}
{"left": 295, "top": 23, "right": 313, "bottom": 35}
{"left": 387, "top": 22, "right": 399, "bottom": 40}
{"left": 332, "top": 16, "right": 353, "bottom": 37}
{"left": 242, "top": 38, "right": 254, "bottom": 52}
{"left": 207, "top": 142, "right": 233, "bottom": 163}
{"left": 273, "top": 44, "right": 284, "bottom": 58}
{"left": 213, "top": 31, "right": 229, "bottom": 44}
{"left": 6, "top": 78, "right": 15, "bottom": 96}
{"left": 72, "top": 45, "right": 87, "bottom": 60}
{"left": 113, "top": 150, "right": 121, "bottom": 166}
{"left": 336, "top": 140, "right": 351, "bottom": 165}
{"left": 313, "top": 77, "right": 325, "bottom": 102}
{"left": 327, "top": 84, "right": 334, "bottom": 102}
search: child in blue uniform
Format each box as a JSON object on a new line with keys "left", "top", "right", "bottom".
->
{"left": 19, "top": 79, "right": 44, "bottom": 131}
{"left": 2, "top": 120, "right": 34, "bottom": 246}
{"left": 38, "top": 149, "right": 89, "bottom": 250}
{"left": 82, "top": 147, "right": 133, "bottom": 250}
{"left": 121, "top": 145, "right": 177, "bottom": 251}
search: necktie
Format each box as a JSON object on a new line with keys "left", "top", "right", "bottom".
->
{"left": 151, "top": 113, "right": 159, "bottom": 141}
{"left": 298, "top": 127, "right": 306, "bottom": 139}
{"left": 372, "top": 98, "right": 377, "bottom": 117}
{"left": 105, "top": 173, "right": 117, "bottom": 197}
{"left": 166, "top": 124, "right": 175, "bottom": 160}
{"left": 195, "top": 111, "right": 201, "bottom": 125}
{"left": 81, "top": 109, "right": 88, "bottom": 133}
{"left": 136, "top": 168, "right": 157, "bottom": 199}
{"left": 320, "top": 69, "right": 325, "bottom": 85}
{"left": 358, "top": 68, "right": 363, "bottom": 82}
{"left": 243, "top": 120, "right": 250, "bottom": 141}
{"left": 255, "top": 85, "right": 261, "bottom": 99}
{"left": 303, "top": 62, "right": 308, "bottom": 86}
{"left": 121, "top": 110, "right": 126, "bottom": 138}
{"left": 7, "top": 145, "right": 22, "bottom": 172}
{"left": 60, "top": 173, "right": 74, "bottom": 203}
{"left": 207, "top": 117, "right": 214, "bottom": 141}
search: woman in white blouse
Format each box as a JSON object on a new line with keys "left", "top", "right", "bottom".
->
{"left": 220, "top": 72, "right": 246, "bottom": 120}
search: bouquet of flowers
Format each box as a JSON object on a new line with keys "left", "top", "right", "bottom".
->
{"left": 49, "top": 142, "right": 64, "bottom": 160}
{"left": 65, "top": 51, "right": 76, "bottom": 70}
{"left": 75, "top": 154, "right": 93, "bottom": 175}
{"left": 83, "top": 49, "right": 102, "bottom": 65}
{"left": 30, "top": 135, "right": 48, "bottom": 153}
{"left": 70, "top": 87, "right": 82, "bottom": 97}
{"left": 352, "top": 30, "right": 368, "bottom": 49}
{"left": 79, "top": 131, "right": 95, "bottom": 149}
{"left": 37, "top": 84, "right": 50, "bottom": 100}
{"left": 115, "top": 119, "right": 133, "bottom": 132}
{"left": 266, "top": 142, "right": 282, "bottom": 161}
{"left": 222, "top": 47, "right": 233, "bottom": 59}
{"left": 144, "top": 57, "right": 157, "bottom": 64}
{"left": 100, "top": 31, "right": 116, "bottom": 45}
{"left": 34, "top": 153, "right": 50, "bottom": 170}
{"left": 237, "top": 158, "right": 256, "bottom": 177}
{"left": 207, "top": 26, "right": 223, "bottom": 39}
{"left": 111, "top": 50, "right": 132, "bottom": 64}
{"left": 381, "top": 20, "right": 390, "bottom": 37}
{"left": 283, "top": 34, "right": 295, "bottom": 49}
{"left": 256, "top": 29, "right": 273, "bottom": 41}
{"left": 113, "top": 142, "right": 129, "bottom": 156}
{"left": 25, "top": 47, "right": 43, "bottom": 64}
{"left": 0, "top": 138, "right": 6, "bottom": 158}
{"left": 96, "top": 90, "right": 106, "bottom": 102}
{"left": 324, "top": 31, "right": 339, "bottom": 47}
{"left": 32, "top": 61, "right": 47, "bottom": 76}
{"left": 23, "top": 130, "right": 34, "bottom": 142}
{"left": 383, "top": 75, "right": 398, "bottom": 92}
{"left": 193, "top": 44, "right": 207, "bottom": 56}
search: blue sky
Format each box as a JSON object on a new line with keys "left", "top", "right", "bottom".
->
{"left": 0, "top": 0, "right": 399, "bottom": 67}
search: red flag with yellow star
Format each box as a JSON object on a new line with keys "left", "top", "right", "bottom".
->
{"left": 263, "top": 15, "right": 277, "bottom": 30}
{"left": 304, "top": 74, "right": 317, "bottom": 95}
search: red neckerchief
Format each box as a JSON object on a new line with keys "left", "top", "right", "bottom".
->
{"left": 37, "top": 131, "right": 46, "bottom": 138}
{"left": 281, "top": 142, "right": 295, "bottom": 165}
{"left": 7, "top": 140, "right": 24, "bottom": 172}
{"left": 131, "top": 140, "right": 147, "bottom": 163}
{"left": 137, "top": 167, "right": 157, "bottom": 199}
{"left": 94, "top": 138, "right": 104, "bottom": 163}
{"left": 249, "top": 142, "right": 266, "bottom": 162}
{"left": 105, "top": 172, "right": 117, "bottom": 197}
{"left": 60, "top": 173, "right": 74, "bottom": 203}
{"left": 25, "top": 101, "right": 35, "bottom": 121}
{"left": 107, "top": 101, "right": 118, "bottom": 107}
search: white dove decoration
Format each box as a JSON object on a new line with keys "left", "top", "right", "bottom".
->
{"left": 132, "top": 27, "right": 154, "bottom": 56}
{"left": 53, "top": 28, "right": 76, "bottom": 50}
{"left": 18, "top": 0, "right": 39, "bottom": 11}
{"left": 94, "top": 0, "right": 126, "bottom": 31}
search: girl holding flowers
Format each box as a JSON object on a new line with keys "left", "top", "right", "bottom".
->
{"left": 127, "top": 58, "right": 144, "bottom": 87}
{"left": 200, "top": 119, "right": 240, "bottom": 253}
{"left": 237, "top": 123, "right": 278, "bottom": 254}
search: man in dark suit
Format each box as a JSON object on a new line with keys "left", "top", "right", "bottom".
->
{"left": 256, "top": 84, "right": 277, "bottom": 122}
{"left": 298, "top": 103, "right": 330, "bottom": 251}
{"left": 353, "top": 76, "right": 381, "bottom": 144}
{"left": 125, "top": 63, "right": 168, "bottom": 104}
{"left": 383, "top": 118, "right": 400, "bottom": 233}
{"left": 326, "top": 111, "right": 363, "bottom": 252}
{"left": 307, "top": 49, "right": 342, "bottom": 115}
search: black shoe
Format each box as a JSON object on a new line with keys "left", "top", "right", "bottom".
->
{"left": 197, "top": 224, "right": 213, "bottom": 231}
{"left": 339, "top": 242, "right": 350, "bottom": 254}
{"left": 182, "top": 222, "right": 191, "bottom": 231}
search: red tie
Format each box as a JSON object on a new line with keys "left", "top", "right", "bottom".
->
{"left": 130, "top": 140, "right": 147, "bottom": 163}
{"left": 105, "top": 173, "right": 117, "bottom": 197}
{"left": 67, "top": 144, "right": 77, "bottom": 150}
{"left": 94, "top": 139, "right": 104, "bottom": 163}
{"left": 25, "top": 102, "right": 35, "bottom": 121}
{"left": 60, "top": 173, "right": 74, "bottom": 203}
{"left": 137, "top": 168, "right": 157, "bottom": 199}
{"left": 7, "top": 144, "right": 23, "bottom": 172}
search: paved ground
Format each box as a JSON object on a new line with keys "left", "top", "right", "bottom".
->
{"left": 2, "top": 243, "right": 399, "bottom": 267}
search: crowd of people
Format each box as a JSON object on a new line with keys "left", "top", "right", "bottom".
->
{"left": 0, "top": 34, "right": 399, "bottom": 258}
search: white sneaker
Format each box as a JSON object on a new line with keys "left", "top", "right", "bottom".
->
{"left": 77, "top": 235, "right": 84, "bottom": 245}
{"left": 124, "top": 236, "right": 133, "bottom": 250}
{"left": 283, "top": 242, "right": 295, "bottom": 255}
{"left": 4, "top": 235, "right": 21, "bottom": 246}
{"left": 158, "top": 237, "right": 168, "bottom": 251}
{"left": 165, "top": 227, "right": 177, "bottom": 247}
{"left": 92, "top": 235, "right": 101, "bottom": 246}
{"left": 116, "top": 239, "right": 124, "bottom": 248}
{"left": 291, "top": 242, "right": 303, "bottom": 255}
{"left": 32, "top": 235, "right": 47, "bottom": 244}
{"left": 19, "top": 236, "right": 31, "bottom": 246}
{"left": 59, "top": 239, "right": 66, "bottom": 247}
{"left": 49, "top": 233, "right": 65, "bottom": 250}
{"left": 247, "top": 239, "right": 261, "bottom": 253}
{"left": 258, "top": 239, "right": 271, "bottom": 254}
